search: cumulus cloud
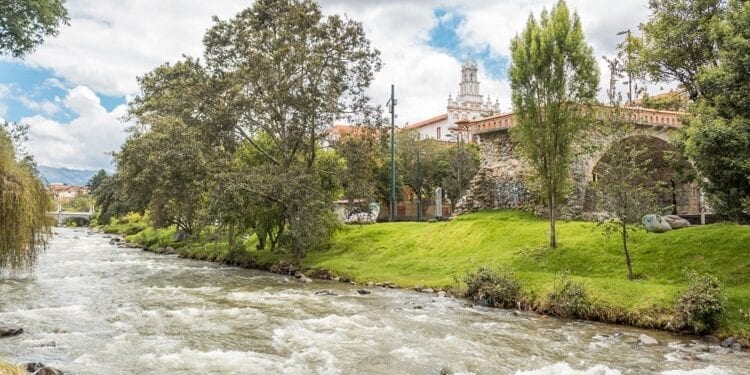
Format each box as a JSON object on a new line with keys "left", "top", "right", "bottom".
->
{"left": 14, "top": 0, "right": 667, "bottom": 168}
{"left": 23, "top": 85, "right": 129, "bottom": 170}
{"left": 18, "top": 96, "right": 60, "bottom": 115}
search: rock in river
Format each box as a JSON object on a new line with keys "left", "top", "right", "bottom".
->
{"left": 638, "top": 334, "right": 659, "bottom": 346}
{"left": 25, "top": 362, "right": 45, "bottom": 372}
{"left": 314, "top": 290, "right": 338, "bottom": 296}
{"left": 34, "top": 367, "right": 64, "bottom": 375}
{"left": 721, "top": 336, "right": 736, "bottom": 348}
{"left": 0, "top": 327, "right": 23, "bottom": 338}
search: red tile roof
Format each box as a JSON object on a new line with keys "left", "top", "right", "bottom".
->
{"left": 403, "top": 113, "right": 448, "bottom": 130}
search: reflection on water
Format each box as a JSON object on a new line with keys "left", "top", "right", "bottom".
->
{"left": 0, "top": 228, "right": 747, "bottom": 374}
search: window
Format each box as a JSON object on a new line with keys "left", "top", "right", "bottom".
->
{"left": 436, "top": 126, "right": 441, "bottom": 139}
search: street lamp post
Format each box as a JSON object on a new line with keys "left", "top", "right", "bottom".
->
{"left": 416, "top": 150, "right": 421, "bottom": 222}
{"left": 387, "top": 85, "right": 397, "bottom": 222}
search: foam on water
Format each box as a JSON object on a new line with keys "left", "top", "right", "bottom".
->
{"left": 660, "top": 366, "right": 732, "bottom": 375}
{"left": 515, "top": 362, "right": 622, "bottom": 375}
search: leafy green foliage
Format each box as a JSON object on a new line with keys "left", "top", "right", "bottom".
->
{"left": 686, "top": 0, "right": 750, "bottom": 221}
{"left": 334, "top": 128, "right": 384, "bottom": 209}
{"left": 87, "top": 169, "right": 108, "bottom": 191}
{"left": 591, "top": 58, "right": 660, "bottom": 280}
{"left": 0, "top": 127, "right": 51, "bottom": 271}
{"left": 463, "top": 267, "right": 522, "bottom": 308}
{"left": 0, "top": 0, "right": 69, "bottom": 57}
{"left": 440, "top": 142, "right": 480, "bottom": 210}
{"left": 509, "top": 0, "right": 600, "bottom": 248}
{"left": 674, "top": 272, "right": 726, "bottom": 334}
{"left": 108, "top": 0, "right": 381, "bottom": 258}
{"left": 545, "top": 273, "right": 591, "bottom": 318}
{"left": 639, "top": 0, "right": 724, "bottom": 100}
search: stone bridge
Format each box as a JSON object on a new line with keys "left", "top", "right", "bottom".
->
{"left": 49, "top": 211, "right": 94, "bottom": 226}
{"left": 456, "top": 106, "right": 702, "bottom": 217}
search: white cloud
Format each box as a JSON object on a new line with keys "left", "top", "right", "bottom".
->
{"left": 23, "top": 85, "right": 129, "bottom": 169}
{"left": 18, "top": 96, "right": 60, "bottom": 115}
{"left": 14, "top": 0, "right": 665, "bottom": 166}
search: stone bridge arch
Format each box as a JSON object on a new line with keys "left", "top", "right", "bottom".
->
{"left": 455, "top": 106, "right": 702, "bottom": 217}
{"left": 579, "top": 126, "right": 673, "bottom": 184}
{"left": 572, "top": 131, "right": 701, "bottom": 215}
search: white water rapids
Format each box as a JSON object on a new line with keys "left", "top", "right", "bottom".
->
{"left": 0, "top": 228, "right": 747, "bottom": 374}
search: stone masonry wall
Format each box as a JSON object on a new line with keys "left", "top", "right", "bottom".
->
{"left": 455, "top": 128, "right": 702, "bottom": 217}
{"left": 456, "top": 131, "right": 532, "bottom": 213}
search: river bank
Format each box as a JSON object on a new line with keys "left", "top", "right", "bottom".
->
{"left": 110, "top": 210, "right": 750, "bottom": 345}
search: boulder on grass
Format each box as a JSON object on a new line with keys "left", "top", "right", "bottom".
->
{"left": 663, "top": 214, "right": 690, "bottom": 229}
{"left": 642, "top": 214, "right": 672, "bottom": 233}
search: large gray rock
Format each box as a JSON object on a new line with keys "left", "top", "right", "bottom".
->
{"left": 638, "top": 333, "right": 659, "bottom": 346}
{"left": 34, "top": 367, "right": 64, "bottom": 375}
{"left": 663, "top": 215, "right": 690, "bottom": 229}
{"left": 642, "top": 214, "right": 672, "bottom": 233}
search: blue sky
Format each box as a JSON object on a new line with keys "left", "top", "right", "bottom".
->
{"left": 0, "top": 61, "right": 125, "bottom": 123}
{"left": 428, "top": 8, "right": 508, "bottom": 81}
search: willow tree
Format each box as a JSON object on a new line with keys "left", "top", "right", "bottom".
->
{"left": 509, "top": 0, "right": 599, "bottom": 248}
{"left": 0, "top": 126, "right": 51, "bottom": 271}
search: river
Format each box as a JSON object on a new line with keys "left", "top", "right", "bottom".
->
{"left": 0, "top": 228, "right": 747, "bottom": 374}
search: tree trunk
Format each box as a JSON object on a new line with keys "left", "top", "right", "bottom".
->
{"left": 670, "top": 178, "right": 678, "bottom": 215}
{"left": 549, "top": 192, "right": 557, "bottom": 249}
{"left": 228, "top": 223, "right": 235, "bottom": 251}
{"left": 622, "top": 222, "right": 634, "bottom": 280}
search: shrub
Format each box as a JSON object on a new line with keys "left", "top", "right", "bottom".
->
{"left": 545, "top": 273, "right": 591, "bottom": 318}
{"left": 673, "top": 272, "right": 726, "bottom": 334}
{"left": 463, "top": 267, "right": 522, "bottom": 308}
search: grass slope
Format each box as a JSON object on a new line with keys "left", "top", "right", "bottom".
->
{"left": 122, "top": 210, "right": 750, "bottom": 338}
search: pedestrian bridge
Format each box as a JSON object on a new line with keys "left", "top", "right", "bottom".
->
{"left": 48, "top": 211, "right": 93, "bottom": 226}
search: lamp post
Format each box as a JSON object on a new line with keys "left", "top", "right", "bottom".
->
{"left": 416, "top": 150, "right": 421, "bottom": 222}
{"left": 386, "top": 84, "right": 397, "bottom": 222}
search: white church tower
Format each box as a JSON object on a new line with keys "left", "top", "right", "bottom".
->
{"left": 447, "top": 61, "right": 501, "bottom": 123}
{"left": 404, "top": 60, "right": 501, "bottom": 142}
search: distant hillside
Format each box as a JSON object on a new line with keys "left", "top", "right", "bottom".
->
{"left": 37, "top": 165, "right": 99, "bottom": 186}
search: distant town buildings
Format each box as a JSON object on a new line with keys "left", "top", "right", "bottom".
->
{"left": 48, "top": 183, "right": 90, "bottom": 202}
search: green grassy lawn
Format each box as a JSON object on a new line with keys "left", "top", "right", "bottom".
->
{"left": 120, "top": 210, "right": 750, "bottom": 338}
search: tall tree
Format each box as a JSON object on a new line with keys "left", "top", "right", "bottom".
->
{"left": 592, "top": 57, "right": 659, "bottom": 280}
{"left": 397, "top": 130, "right": 446, "bottom": 218}
{"left": 509, "top": 0, "right": 599, "bottom": 248}
{"left": 201, "top": 0, "right": 380, "bottom": 257}
{"left": 441, "top": 142, "right": 480, "bottom": 210}
{"left": 0, "top": 0, "right": 69, "bottom": 57}
{"left": 687, "top": 0, "right": 750, "bottom": 221}
{"left": 0, "top": 126, "right": 51, "bottom": 271}
{"left": 87, "top": 169, "right": 108, "bottom": 191}
{"left": 334, "top": 128, "right": 382, "bottom": 211}
{"left": 639, "top": 0, "right": 725, "bottom": 100}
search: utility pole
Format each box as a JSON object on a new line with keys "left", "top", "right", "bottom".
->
{"left": 387, "top": 84, "right": 397, "bottom": 222}
{"left": 416, "top": 150, "right": 421, "bottom": 222}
